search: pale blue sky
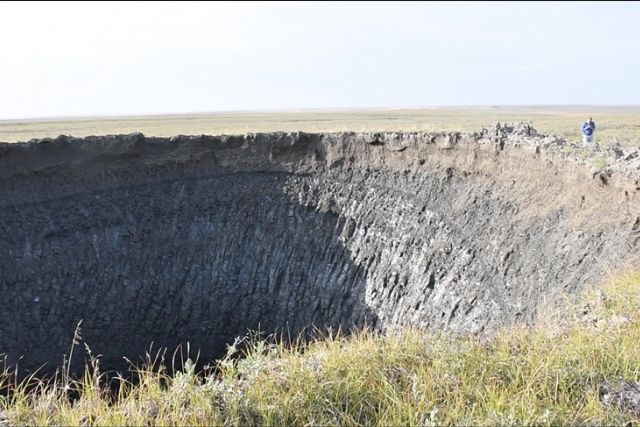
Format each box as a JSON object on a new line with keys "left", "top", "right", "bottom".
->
{"left": 1, "top": 1, "right": 638, "bottom": 119}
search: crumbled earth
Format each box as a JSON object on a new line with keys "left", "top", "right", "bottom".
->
{"left": 600, "top": 381, "right": 640, "bottom": 418}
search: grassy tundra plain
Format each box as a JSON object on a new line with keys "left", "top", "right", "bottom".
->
{"left": 2, "top": 106, "right": 640, "bottom": 425}
{"left": 2, "top": 106, "right": 640, "bottom": 147}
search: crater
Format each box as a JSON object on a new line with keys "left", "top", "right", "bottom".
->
{"left": 1, "top": 128, "right": 638, "bottom": 375}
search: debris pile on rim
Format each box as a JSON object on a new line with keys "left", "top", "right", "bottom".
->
{"left": 475, "top": 121, "right": 640, "bottom": 182}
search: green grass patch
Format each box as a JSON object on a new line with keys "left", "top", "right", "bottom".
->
{"left": 2, "top": 272, "right": 640, "bottom": 425}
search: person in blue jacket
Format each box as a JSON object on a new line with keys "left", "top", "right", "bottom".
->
{"left": 581, "top": 117, "right": 596, "bottom": 147}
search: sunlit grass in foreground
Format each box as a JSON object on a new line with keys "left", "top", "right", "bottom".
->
{"left": 2, "top": 272, "right": 640, "bottom": 426}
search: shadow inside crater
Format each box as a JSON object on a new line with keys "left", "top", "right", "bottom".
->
{"left": 0, "top": 171, "right": 376, "bottom": 377}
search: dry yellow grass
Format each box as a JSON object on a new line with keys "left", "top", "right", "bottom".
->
{"left": 2, "top": 106, "right": 640, "bottom": 147}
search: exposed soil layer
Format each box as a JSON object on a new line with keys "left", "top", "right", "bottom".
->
{"left": 1, "top": 127, "right": 639, "bottom": 375}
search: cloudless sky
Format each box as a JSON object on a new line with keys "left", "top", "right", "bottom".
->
{"left": 1, "top": 1, "right": 638, "bottom": 120}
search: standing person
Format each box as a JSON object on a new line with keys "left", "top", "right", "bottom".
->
{"left": 581, "top": 117, "right": 596, "bottom": 147}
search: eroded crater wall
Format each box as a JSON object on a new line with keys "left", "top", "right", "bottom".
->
{"left": 0, "top": 129, "right": 638, "bottom": 374}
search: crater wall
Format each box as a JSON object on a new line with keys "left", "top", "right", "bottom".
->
{"left": 1, "top": 127, "right": 638, "bottom": 374}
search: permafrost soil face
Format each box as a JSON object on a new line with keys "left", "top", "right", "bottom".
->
{"left": 1, "top": 126, "right": 639, "bottom": 375}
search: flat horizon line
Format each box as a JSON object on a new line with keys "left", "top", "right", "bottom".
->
{"left": 3, "top": 104, "right": 640, "bottom": 123}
